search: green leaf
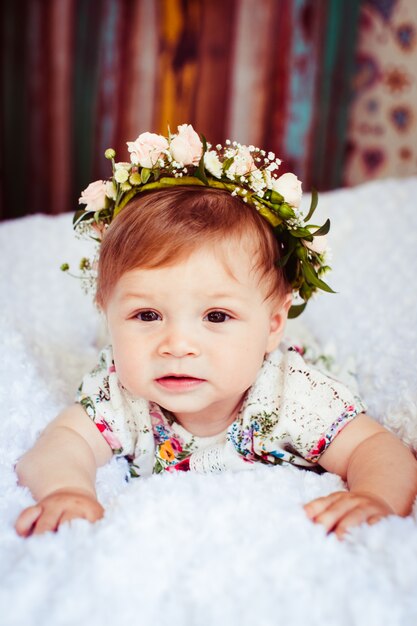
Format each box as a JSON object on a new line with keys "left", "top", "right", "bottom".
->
{"left": 288, "top": 302, "right": 307, "bottom": 319}
{"left": 73, "top": 208, "right": 94, "bottom": 227}
{"left": 311, "top": 218, "right": 330, "bottom": 237}
{"left": 304, "top": 188, "right": 318, "bottom": 222}
{"left": 302, "top": 262, "right": 336, "bottom": 293}
{"left": 140, "top": 168, "right": 151, "bottom": 184}
{"left": 276, "top": 236, "right": 297, "bottom": 267}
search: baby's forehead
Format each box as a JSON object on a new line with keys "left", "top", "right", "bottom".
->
{"left": 113, "top": 242, "right": 266, "bottom": 298}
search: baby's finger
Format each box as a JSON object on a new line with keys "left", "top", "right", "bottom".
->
{"left": 15, "top": 505, "right": 42, "bottom": 537}
{"left": 304, "top": 492, "right": 345, "bottom": 519}
{"left": 58, "top": 510, "right": 80, "bottom": 528}
{"left": 333, "top": 506, "right": 372, "bottom": 539}
{"left": 83, "top": 502, "right": 104, "bottom": 522}
{"left": 314, "top": 498, "right": 364, "bottom": 534}
{"left": 32, "top": 508, "right": 63, "bottom": 535}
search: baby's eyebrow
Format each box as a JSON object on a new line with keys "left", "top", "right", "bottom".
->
{"left": 120, "top": 292, "right": 153, "bottom": 301}
{"left": 205, "top": 292, "right": 238, "bottom": 299}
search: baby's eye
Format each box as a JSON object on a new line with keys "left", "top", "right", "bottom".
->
{"left": 136, "top": 310, "right": 161, "bottom": 322}
{"left": 205, "top": 311, "right": 231, "bottom": 323}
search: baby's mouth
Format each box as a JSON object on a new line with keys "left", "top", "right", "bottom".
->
{"left": 155, "top": 374, "right": 205, "bottom": 390}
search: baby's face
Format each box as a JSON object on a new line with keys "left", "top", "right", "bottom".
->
{"left": 105, "top": 241, "right": 291, "bottom": 435}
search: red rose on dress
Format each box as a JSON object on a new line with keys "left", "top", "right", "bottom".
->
{"left": 172, "top": 457, "right": 191, "bottom": 472}
{"left": 311, "top": 438, "right": 327, "bottom": 456}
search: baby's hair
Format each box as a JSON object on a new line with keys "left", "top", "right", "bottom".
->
{"left": 95, "top": 187, "right": 291, "bottom": 309}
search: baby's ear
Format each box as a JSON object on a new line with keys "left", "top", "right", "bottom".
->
{"left": 265, "top": 293, "right": 292, "bottom": 354}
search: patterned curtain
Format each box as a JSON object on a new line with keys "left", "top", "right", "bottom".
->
{"left": 345, "top": 0, "right": 417, "bottom": 185}
{"left": 1, "top": 0, "right": 361, "bottom": 220}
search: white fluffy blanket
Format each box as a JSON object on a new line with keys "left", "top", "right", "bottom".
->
{"left": 1, "top": 178, "right": 417, "bottom": 626}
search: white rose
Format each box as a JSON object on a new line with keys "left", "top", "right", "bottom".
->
{"left": 228, "top": 145, "right": 256, "bottom": 176}
{"left": 78, "top": 180, "right": 107, "bottom": 212}
{"left": 304, "top": 234, "right": 328, "bottom": 255}
{"left": 170, "top": 124, "right": 203, "bottom": 165}
{"left": 271, "top": 172, "right": 302, "bottom": 207}
{"left": 127, "top": 132, "right": 169, "bottom": 168}
{"left": 204, "top": 150, "right": 222, "bottom": 178}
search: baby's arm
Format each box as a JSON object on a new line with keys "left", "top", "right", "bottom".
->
{"left": 304, "top": 413, "right": 417, "bottom": 538}
{"left": 14, "top": 404, "right": 113, "bottom": 537}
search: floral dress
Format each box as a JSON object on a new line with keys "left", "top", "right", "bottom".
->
{"left": 76, "top": 344, "right": 366, "bottom": 478}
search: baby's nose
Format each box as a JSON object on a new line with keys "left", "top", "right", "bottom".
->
{"left": 158, "top": 326, "right": 200, "bottom": 358}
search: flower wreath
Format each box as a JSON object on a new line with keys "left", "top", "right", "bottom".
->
{"left": 64, "top": 124, "right": 333, "bottom": 318}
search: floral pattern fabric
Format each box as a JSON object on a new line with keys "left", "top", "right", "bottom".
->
{"left": 76, "top": 344, "right": 366, "bottom": 478}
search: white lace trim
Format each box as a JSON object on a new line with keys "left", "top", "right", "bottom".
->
{"left": 189, "top": 444, "right": 228, "bottom": 473}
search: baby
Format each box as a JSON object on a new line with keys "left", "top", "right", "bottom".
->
{"left": 14, "top": 127, "right": 417, "bottom": 539}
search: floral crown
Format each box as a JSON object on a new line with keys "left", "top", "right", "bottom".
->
{"left": 64, "top": 124, "right": 332, "bottom": 317}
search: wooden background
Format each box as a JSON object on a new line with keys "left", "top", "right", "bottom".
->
{"left": 2, "top": 0, "right": 415, "bottom": 220}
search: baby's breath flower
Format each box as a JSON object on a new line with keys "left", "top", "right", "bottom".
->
{"left": 249, "top": 169, "right": 266, "bottom": 196}
{"left": 268, "top": 151, "right": 275, "bottom": 161}
{"left": 263, "top": 169, "right": 272, "bottom": 190}
{"left": 267, "top": 162, "right": 279, "bottom": 173}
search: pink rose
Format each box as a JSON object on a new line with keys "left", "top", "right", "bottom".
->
{"left": 228, "top": 146, "right": 256, "bottom": 176}
{"left": 304, "top": 234, "right": 328, "bottom": 255}
{"left": 78, "top": 180, "right": 107, "bottom": 212}
{"left": 127, "top": 132, "right": 169, "bottom": 168}
{"left": 272, "top": 172, "right": 302, "bottom": 207}
{"left": 169, "top": 124, "right": 203, "bottom": 165}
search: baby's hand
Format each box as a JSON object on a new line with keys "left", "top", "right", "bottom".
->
{"left": 15, "top": 488, "right": 104, "bottom": 537}
{"left": 303, "top": 490, "right": 394, "bottom": 539}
